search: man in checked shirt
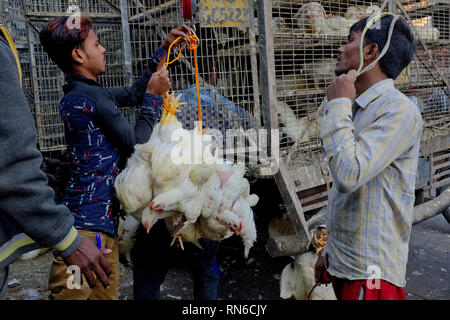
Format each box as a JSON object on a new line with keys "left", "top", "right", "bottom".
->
{"left": 314, "top": 15, "right": 422, "bottom": 300}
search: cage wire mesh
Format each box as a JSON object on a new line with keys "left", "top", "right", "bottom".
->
{"left": 24, "top": 0, "right": 121, "bottom": 17}
{"left": 0, "top": 0, "right": 448, "bottom": 198}
{"left": 1, "top": 0, "right": 126, "bottom": 151}
{"left": 269, "top": 0, "right": 449, "bottom": 211}
{"left": 0, "top": 0, "right": 35, "bottom": 117}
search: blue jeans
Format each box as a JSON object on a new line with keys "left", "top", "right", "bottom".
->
{"left": 131, "top": 220, "right": 220, "bottom": 300}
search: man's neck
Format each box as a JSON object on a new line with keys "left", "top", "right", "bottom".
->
{"left": 71, "top": 68, "right": 97, "bottom": 82}
{"left": 354, "top": 69, "right": 388, "bottom": 96}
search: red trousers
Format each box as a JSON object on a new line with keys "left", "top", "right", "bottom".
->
{"left": 330, "top": 276, "right": 406, "bottom": 300}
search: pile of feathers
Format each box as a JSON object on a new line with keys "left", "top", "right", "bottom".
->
{"left": 115, "top": 92, "right": 258, "bottom": 258}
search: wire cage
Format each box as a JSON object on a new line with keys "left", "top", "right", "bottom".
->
{"left": 1, "top": 0, "right": 448, "bottom": 216}
{"left": 23, "top": 0, "right": 121, "bottom": 17}
{"left": 0, "top": 0, "right": 126, "bottom": 152}
{"left": 126, "top": 0, "right": 260, "bottom": 158}
{"left": 3, "top": 0, "right": 261, "bottom": 158}
{"left": 263, "top": 0, "right": 450, "bottom": 213}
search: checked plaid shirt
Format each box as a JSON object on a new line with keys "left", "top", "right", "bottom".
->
{"left": 321, "top": 79, "right": 423, "bottom": 287}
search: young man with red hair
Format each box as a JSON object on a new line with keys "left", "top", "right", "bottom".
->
{"left": 40, "top": 15, "right": 191, "bottom": 300}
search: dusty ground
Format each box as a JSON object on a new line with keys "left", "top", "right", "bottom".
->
{"left": 5, "top": 212, "right": 290, "bottom": 300}
{"left": 4, "top": 179, "right": 450, "bottom": 300}
{"left": 5, "top": 179, "right": 290, "bottom": 301}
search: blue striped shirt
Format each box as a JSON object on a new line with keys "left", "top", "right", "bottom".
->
{"left": 320, "top": 79, "right": 423, "bottom": 287}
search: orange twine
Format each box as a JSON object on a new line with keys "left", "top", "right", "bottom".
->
{"left": 162, "top": 34, "right": 202, "bottom": 132}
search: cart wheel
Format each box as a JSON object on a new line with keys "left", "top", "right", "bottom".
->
{"left": 443, "top": 207, "right": 450, "bottom": 224}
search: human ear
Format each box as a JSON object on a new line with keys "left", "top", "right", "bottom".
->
{"left": 364, "top": 43, "right": 380, "bottom": 61}
{"left": 72, "top": 48, "right": 85, "bottom": 64}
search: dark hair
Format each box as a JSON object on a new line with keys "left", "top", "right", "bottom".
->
{"left": 350, "top": 15, "right": 416, "bottom": 79}
{"left": 39, "top": 16, "right": 93, "bottom": 74}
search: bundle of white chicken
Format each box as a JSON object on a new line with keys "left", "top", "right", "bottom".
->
{"left": 115, "top": 92, "right": 258, "bottom": 258}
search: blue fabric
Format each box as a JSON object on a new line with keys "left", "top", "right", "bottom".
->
{"left": 131, "top": 220, "right": 220, "bottom": 300}
{"left": 177, "top": 83, "right": 252, "bottom": 118}
{"left": 60, "top": 95, "right": 120, "bottom": 236}
{"left": 60, "top": 92, "right": 162, "bottom": 237}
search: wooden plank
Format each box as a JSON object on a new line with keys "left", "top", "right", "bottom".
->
{"left": 288, "top": 164, "right": 329, "bottom": 192}
{"left": 299, "top": 191, "right": 328, "bottom": 205}
{"left": 433, "top": 170, "right": 450, "bottom": 180}
{"left": 420, "top": 133, "right": 450, "bottom": 155}
{"left": 432, "top": 161, "right": 450, "bottom": 171}
{"left": 433, "top": 178, "right": 450, "bottom": 189}
{"left": 302, "top": 200, "right": 328, "bottom": 213}
{"left": 273, "top": 160, "right": 311, "bottom": 243}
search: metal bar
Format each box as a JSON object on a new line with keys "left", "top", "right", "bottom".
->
{"left": 120, "top": 0, "right": 133, "bottom": 86}
{"left": 258, "top": 0, "right": 310, "bottom": 241}
{"left": 25, "top": 12, "right": 121, "bottom": 19}
{"left": 129, "top": 0, "right": 177, "bottom": 22}
{"left": 302, "top": 200, "right": 329, "bottom": 213}
{"left": 130, "top": 0, "right": 204, "bottom": 83}
{"left": 432, "top": 153, "right": 450, "bottom": 162}
{"left": 388, "top": 0, "right": 397, "bottom": 14}
{"left": 433, "top": 170, "right": 450, "bottom": 180}
{"left": 104, "top": 0, "right": 122, "bottom": 13}
{"left": 433, "top": 161, "right": 450, "bottom": 171}
{"left": 26, "top": 22, "right": 42, "bottom": 147}
{"left": 120, "top": 0, "right": 135, "bottom": 124}
{"left": 248, "top": 0, "right": 260, "bottom": 126}
{"left": 257, "top": 0, "right": 278, "bottom": 132}
{"left": 413, "top": 187, "right": 450, "bottom": 225}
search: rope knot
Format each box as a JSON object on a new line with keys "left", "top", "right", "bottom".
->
{"left": 187, "top": 34, "right": 199, "bottom": 51}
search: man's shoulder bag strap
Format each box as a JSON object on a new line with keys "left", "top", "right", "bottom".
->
{"left": 0, "top": 25, "right": 22, "bottom": 87}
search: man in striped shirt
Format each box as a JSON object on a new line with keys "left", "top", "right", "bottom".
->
{"left": 314, "top": 15, "right": 422, "bottom": 300}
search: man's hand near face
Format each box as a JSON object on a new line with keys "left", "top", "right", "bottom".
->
{"left": 326, "top": 69, "right": 357, "bottom": 101}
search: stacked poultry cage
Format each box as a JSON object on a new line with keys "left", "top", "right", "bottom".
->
{"left": 262, "top": 0, "right": 450, "bottom": 217}
{"left": 126, "top": 0, "right": 260, "bottom": 160}
{"left": 1, "top": 0, "right": 126, "bottom": 153}
{"left": 2, "top": 0, "right": 448, "bottom": 250}
{"left": 400, "top": 0, "right": 450, "bottom": 201}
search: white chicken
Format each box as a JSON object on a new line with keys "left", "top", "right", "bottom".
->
{"left": 293, "top": 2, "right": 351, "bottom": 37}
{"left": 303, "top": 58, "right": 337, "bottom": 83}
{"left": 276, "top": 74, "right": 308, "bottom": 92}
{"left": 280, "top": 251, "right": 336, "bottom": 300}
{"left": 276, "top": 100, "right": 321, "bottom": 143}
{"left": 280, "top": 227, "right": 336, "bottom": 300}
{"left": 198, "top": 163, "right": 258, "bottom": 257}
{"left": 412, "top": 24, "right": 440, "bottom": 41}
{"left": 117, "top": 214, "right": 140, "bottom": 264}
{"left": 114, "top": 142, "right": 153, "bottom": 215}
{"left": 19, "top": 248, "right": 49, "bottom": 261}
{"left": 116, "top": 91, "right": 259, "bottom": 258}
{"left": 345, "top": 5, "right": 381, "bottom": 26}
